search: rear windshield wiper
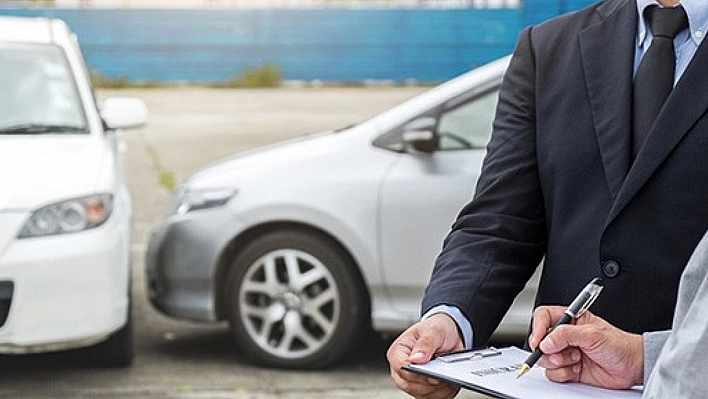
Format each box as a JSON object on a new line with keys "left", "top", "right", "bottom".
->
{"left": 0, "top": 123, "right": 88, "bottom": 134}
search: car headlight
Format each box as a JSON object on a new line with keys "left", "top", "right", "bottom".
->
{"left": 171, "top": 187, "right": 236, "bottom": 216}
{"left": 18, "top": 194, "right": 113, "bottom": 238}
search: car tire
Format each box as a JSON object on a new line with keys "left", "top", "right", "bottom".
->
{"left": 225, "top": 229, "right": 367, "bottom": 369}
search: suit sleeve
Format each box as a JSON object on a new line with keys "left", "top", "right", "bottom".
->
{"left": 643, "top": 230, "right": 708, "bottom": 397}
{"left": 421, "top": 26, "right": 547, "bottom": 347}
{"left": 642, "top": 330, "right": 670, "bottom": 385}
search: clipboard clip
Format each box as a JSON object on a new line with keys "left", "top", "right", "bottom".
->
{"left": 437, "top": 347, "right": 502, "bottom": 363}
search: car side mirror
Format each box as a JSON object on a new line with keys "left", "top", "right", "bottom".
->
{"left": 402, "top": 117, "right": 437, "bottom": 153}
{"left": 101, "top": 97, "right": 148, "bottom": 130}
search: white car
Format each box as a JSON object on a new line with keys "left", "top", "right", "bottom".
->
{"left": 0, "top": 16, "right": 147, "bottom": 366}
{"left": 146, "top": 55, "right": 539, "bottom": 368}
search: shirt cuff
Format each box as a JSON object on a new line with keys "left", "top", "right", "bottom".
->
{"left": 422, "top": 305, "right": 473, "bottom": 350}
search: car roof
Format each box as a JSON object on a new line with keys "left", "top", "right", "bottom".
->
{"left": 0, "top": 16, "right": 72, "bottom": 45}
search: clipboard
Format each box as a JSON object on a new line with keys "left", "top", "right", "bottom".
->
{"left": 403, "top": 346, "right": 643, "bottom": 399}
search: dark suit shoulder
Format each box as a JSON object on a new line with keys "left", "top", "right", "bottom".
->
{"left": 535, "top": 0, "right": 627, "bottom": 30}
{"left": 528, "top": 0, "right": 633, "bottom": 57}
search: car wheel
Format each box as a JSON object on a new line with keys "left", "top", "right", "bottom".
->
{"left": 225, "top": 230, "right": 367, "bottom": 368}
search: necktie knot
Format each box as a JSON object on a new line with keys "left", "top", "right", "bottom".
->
{"left": 646, "top": 5, "right": 688, "bottom": 39}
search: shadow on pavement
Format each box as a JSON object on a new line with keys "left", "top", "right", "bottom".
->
{"left": 145, "top": 324, "right": 394, "bottom": 371}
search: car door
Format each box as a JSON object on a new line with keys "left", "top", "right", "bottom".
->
{"left": 378, "top": 85, "right": 499, "bottom": 318}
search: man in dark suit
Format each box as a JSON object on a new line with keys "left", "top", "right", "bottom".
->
{"left": 388, "top": 0, "right": 708, "bottom": 398}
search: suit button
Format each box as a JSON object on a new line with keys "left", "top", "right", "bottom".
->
{"left": 602, "top": 260, "right": 620, "bottom": 278}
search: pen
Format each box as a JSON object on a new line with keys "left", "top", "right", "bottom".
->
{"left": 516, "top": 277, "right": 604, "bottom": 378}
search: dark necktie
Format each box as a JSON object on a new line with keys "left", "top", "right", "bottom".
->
{"left": 632, "top": 5, "right": 688, "bottom": 158}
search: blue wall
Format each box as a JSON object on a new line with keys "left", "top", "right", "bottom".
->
{"left": 0, "top": 1, "right": 597, "bottom": 83}
{"left": 522, "top": 0, "right": 596, "bottom": 26}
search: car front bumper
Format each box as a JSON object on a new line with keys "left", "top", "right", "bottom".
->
{"left": 0, "top": 213, "right": 130, "bottom": 353}
{"left": 145, "top": 207, "right": 244, "bottom": 322}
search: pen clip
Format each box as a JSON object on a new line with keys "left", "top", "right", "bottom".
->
{"left": 437, "top": 347, "right": 502, "bottom": 363}
{"left": 571, "top": 278, "right": 604, "bottom": 318}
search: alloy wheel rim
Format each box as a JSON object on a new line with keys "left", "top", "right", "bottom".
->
{"left": 238, "top": 248, "right": 340, "bottom": 359}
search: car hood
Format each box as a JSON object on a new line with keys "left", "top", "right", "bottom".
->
{"left": 0, "top": 136, "right": 109, "bottom": 210}
{"left": 185, "top": 129, "right": 368, "bottom": 188}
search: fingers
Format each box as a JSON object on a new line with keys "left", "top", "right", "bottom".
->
{"left": 387, "top": 330, "right": 427, "bottom": 387}
{"left": 537, "top": 333, "right": 583, "bottom": 384}
{"left": 536, "top": 345, "right": 581, "bottom": 369}
{"left": 407, "top": 332, "right": 440, "bottom": 364}
{"left": 544, "top": 361, "right": 582, "bottom": 384}
{"left": 394, "top": 371, "right": 460, "bottom": 399}
{"left": 528, "top": 306, "right": 566, "bottom": 350}
{"left": 387, "top": 333, "right": 460, "bottom": 399}
{"left": 538, "top": 312, "right": 601, "bottom": 355}
{"left": 387, "top": 315, "right": 464, "bottom": 399}
{"left": 530, "top": 310, "right": 645, "bottom": 390}
{"left": 529, "top": 307, "right": 591, "bottom": 385}
{"left": 414, "top": 313, "right": 465, "bottom": 359}
{"left": 543, "top": 321, "right": 645, "bottom": 388}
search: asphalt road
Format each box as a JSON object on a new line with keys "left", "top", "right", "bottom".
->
{"left": 0, "top": 86, "right": 491, "bottom": 399}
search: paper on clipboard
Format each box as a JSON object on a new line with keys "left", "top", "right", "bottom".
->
{"left": 403, "top": 346, "right": 643, "bottom": 399}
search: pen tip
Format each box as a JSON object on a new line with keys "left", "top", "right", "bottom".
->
{"left": 516, "top": 364, "right": 530, "bottom": 379}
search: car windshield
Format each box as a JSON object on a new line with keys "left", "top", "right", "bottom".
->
{"left": 0, "top": 43, "right": 88, "bottom": 135}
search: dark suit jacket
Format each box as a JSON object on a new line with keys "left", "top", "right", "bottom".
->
{"left": 422, "top": 0, "right": 708, "bottom": 347}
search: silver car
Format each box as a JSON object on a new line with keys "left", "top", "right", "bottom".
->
{"left": 145, "top": 55, "right": 538, "bottom": 368}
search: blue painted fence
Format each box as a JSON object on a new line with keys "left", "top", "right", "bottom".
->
{"left": 0, "top": 1, "right": 596, "bottom": 82}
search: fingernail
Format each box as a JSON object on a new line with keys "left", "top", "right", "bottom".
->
{"left": 572, "top": 363, "right": 581, "bottom": 374}
{"left": 409, "top": 351, "right": 426, "bottom": 362}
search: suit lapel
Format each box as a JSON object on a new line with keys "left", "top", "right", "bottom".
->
{"left": 608, "top": 23, "right": 708, "bottom": 223}
{"left": 579, "top": 0, "right": 637, "bottom": 201}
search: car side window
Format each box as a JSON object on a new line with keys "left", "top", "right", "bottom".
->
{"left": 436, "top": 89, "right": 499, "bottom": 151}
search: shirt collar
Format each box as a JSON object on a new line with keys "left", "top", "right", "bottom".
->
{"left": 636, "top": 0, "right": 708, "bottom": 48}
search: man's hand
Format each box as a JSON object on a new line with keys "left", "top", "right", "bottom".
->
{"left": 529, "top": 306, "right": 644, "bottom": 389}
{"left": 387, "top": 313, "right": 464, "bottom": 399}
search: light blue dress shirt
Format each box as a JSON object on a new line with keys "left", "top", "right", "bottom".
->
{"left": 426, "top": 0, "right": 708, "bottom": 351}
{"left": 635, "top": 0, "right": 708, "bottom": 83}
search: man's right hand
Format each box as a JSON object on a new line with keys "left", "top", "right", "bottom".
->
{"left": 530, "top": 306, "right": 644, "bottom": 389}
{"left": 386, "top": 313, "right": 464, "bottom": 399}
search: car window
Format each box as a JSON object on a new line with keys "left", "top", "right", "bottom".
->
{"left": 0, "top": 43, "right": 87, "bottom": 134}
{"left": 436, "top": 89, "right": 498, "bottom": 151}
